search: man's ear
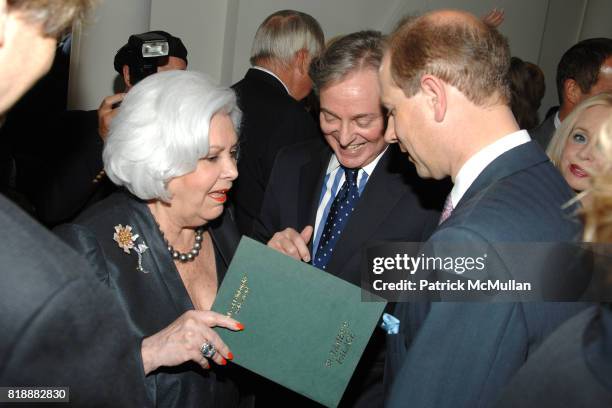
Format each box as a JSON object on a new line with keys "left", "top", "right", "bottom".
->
{"left": 0, "top": 0, "right": 8, "bottom": 47}
{"left": 122, "top": 65, "right": 132, "bottom": 89}
{"left": 564, "top": 78, "right": 581, "bottom": 106}
{"left": 421, "top": 75, "right": 447, "bottom": 122}
{"left": 294, "top": 49, "right": 310, "bottom": 75}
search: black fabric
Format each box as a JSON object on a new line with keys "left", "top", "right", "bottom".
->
{"left": 114, "top": 30, "right": 188, "bottom": 73}
{"left": 529, "top": 106, "right": 558, "bottom": 149}
{"left": 54, "top": 191, "right": 250, "bottom": 407}
{"left": 230, "top": 68, "right": 322, "bottom": 236}
{"left": 0, "top": 193, "right": 150, "bottom": 406}
{"left": 11, "top": 109, "right": 114, "bottom": 227}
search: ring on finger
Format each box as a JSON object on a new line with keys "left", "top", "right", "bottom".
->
{"left": 200, "top": 341, "right": 216, "bottom": 359}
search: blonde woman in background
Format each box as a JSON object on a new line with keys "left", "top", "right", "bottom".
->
{"left": 546, "top": 93, "right": 612, "bottom": 205}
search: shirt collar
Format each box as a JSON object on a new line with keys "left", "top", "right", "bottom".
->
{"left": 252, "top": 66, "right": 290, "bottom": 96}
{"left": 451, "top": 130, "right": 531, "bottom": 207}
{"left": 325, "top": 146, "right": 389, "bottom": 178}
{"left": 554, "top": 111, "right": 561, "bottom": 129}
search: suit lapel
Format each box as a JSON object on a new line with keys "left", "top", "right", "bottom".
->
{"left": 244, "top": 68, "right": 289, "bottom": 96}
{"left": 126, "top": 195, "right": 195, "bottom": 313}
{"left": 326, "top": 148, "right": 407, "bottom": 278}
{"left": 457, "top": 141, "right": 549, "bottom": 211}
{"left": 298, "top": 146, "right": 331, "bottom": 251}
{"left": 208, "top": 209, "right": 240, "bottom": 281}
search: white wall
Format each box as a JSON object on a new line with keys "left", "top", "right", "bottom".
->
{"left": 150, "top": 0, "right": 231, "bottom": 84}
{"left": 230, "top": 0, "right": 396, "bottom": 83}
{"left": 68, "top": 0, "right": 612, "bottom": 116}
{"left": 535, "top": 0, "right": 612, "bottom": 116}
{"left": 67, "top": 0, "right": 151, "bottom": 110}
{"left": 536, "top": 0, "right": 588, "bottom": 115}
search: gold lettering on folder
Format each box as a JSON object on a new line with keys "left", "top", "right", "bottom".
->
{"left": 325, "top": 321, "right": 355, "bottom": 368}
{"left": 227, "top": 274, "right": 249, "bottom": 318}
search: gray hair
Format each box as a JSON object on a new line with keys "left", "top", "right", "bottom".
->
{"left": 8, "top": 0, "right": 96, "bottom": 38}
{"left": 309, "top": 30, "right": 385, "bottom": 94}
{"left": 250, "top": 9, "right": 324, "bottom": 68}
{"left": 104, "top": 70, "right": 241, "bottom": 202}
{"left": 546, "top": 92, "right": 612, "bottom": 168}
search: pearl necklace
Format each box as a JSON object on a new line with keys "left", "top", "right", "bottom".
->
{"left": 163, "top": 227, "right": 205, "bottom": 263}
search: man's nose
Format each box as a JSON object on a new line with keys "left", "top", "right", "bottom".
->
{"left": 337, "top": 122, "right": 356, "bottom": 146}
{"left": 384, "top": 116, "right": 398, "bottom": 144}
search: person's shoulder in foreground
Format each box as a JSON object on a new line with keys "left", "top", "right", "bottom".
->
{"left": 0, "top": 194, "right": 150, "bottom": 406}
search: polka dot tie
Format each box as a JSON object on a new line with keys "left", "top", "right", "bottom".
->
{"left": 312, "top": 167, "right": 360, "bottom": 270}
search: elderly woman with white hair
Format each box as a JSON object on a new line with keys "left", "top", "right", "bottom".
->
{"left": 55, "top": 70, "right": 250, "bottom": 407}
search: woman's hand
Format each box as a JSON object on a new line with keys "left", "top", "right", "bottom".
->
{"left": 141, "top": 310, "right": 243, "bottom": 375}
{"left": 481, "top": 8, "right": 505, "bottom": 28}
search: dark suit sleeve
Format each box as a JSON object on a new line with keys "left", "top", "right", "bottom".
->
{"left": 1, "top": 275, "right": 150, "bottom": 406}
{"left": 31, "top": 110, "right": 105, "bottom": 226}
{"left": 259, "top": 109, "right": 320, "bottom": 187}
{"left": 54, "top": 223, "right": 110, "bottom": 285}
{"left": 251, "top": 147, "right": 288, "bottom": 244}
{"left": 495, "top": 307, "right": 612, "bottom": 408}
{"left": 387, "top": 227, "right": 521, "bottom": 408}
{"left": 386, "top": 226, "right": 586, "bottom": 408}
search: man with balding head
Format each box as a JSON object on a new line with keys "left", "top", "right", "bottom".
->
{"left": 379, "top": 10, "right": 586, "bottom": 407}
{"left": 231, "top": 10, "right": 324, "bottom": 236}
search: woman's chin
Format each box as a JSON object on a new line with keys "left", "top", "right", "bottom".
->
{"left": 199, "top": 205, "right": 225, "bottom": 223}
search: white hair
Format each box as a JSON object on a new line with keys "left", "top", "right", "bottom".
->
{"left": 104, "top": 70, "right": 241, "bottom": 202}
{"left": 250, "top": 9, "right": 324, "bottom": 67}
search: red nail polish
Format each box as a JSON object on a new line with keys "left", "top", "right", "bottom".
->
{"left": 227, "top": 352, "right": 234, "bottom": 360}
{"left": 236, "top": 323, "right": 244, "bottom": 331}
{"left": 220, "top": 358, "right": 227, "bottom": 366}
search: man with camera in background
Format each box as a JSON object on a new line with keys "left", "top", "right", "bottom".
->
{"left": 17, "top": 30, "right": 188, "bottom": 226}
{"left": 98, "top": 31, "right": 188, "bottom": 138}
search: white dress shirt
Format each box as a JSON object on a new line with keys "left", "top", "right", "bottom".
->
{"left": 450, "top": 130, "right": 531, "bottom": 207}
{"left": 252, "top": 66, "right": 290, "bottom": 95}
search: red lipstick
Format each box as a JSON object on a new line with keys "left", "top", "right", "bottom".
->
{"left": 210, "top": 189, "right": 229, "bottom": 203}
{"left": 569, "top": 164, "right": 588, "bottom": 178}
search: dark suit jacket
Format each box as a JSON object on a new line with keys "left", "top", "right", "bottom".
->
{"left": 0, "top": 194, "right": 149, "bottom": 406}
{"left": 495, "top": 304, "right": 612, "bottom": 407}
{"left": 231, "top": 68, "right": 321, "bottom": 236}
{"left": 31, "top": 110, "right": 114, "bottom": 227}
{"left": 55, "top": 191, "right": 248, "bottom": 407}
{"left": 386, "top": 140, "right": 588, "bottom": 408}
{"left": 253, "top": 139, "right": 448, "bottom": 407}
{"left": 530, "top": 107, "right": 557, "bottom": 149}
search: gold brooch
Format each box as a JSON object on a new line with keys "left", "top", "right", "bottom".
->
{"left": 113, "top": 224, "right": 149, "bottom": 273}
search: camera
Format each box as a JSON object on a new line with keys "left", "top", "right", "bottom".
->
{"left": 125, "top": 32, "right": 169, "bottom": 85}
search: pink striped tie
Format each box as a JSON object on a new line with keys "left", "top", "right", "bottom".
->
{"left": 439, "top": 195, "right": 454, "bottom": 225}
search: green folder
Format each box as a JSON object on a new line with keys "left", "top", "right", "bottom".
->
{"left": 212, "top": 237, "right": 387, "bottom": 407}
